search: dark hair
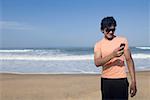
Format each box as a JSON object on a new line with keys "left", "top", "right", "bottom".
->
{"left": 100, "top": 16, "right": 117, "bottom": 31}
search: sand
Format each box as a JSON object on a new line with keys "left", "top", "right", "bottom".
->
{"left": 0, "top": 71, "right": 150, "bottom": 100}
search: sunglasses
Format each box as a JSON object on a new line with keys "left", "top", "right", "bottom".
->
{"left": 105, "top": 28, "right": 115, "bottom": 33}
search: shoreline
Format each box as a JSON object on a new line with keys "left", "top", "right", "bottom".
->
{"left": 1, "top": 71, "right": 150, "bottom": 100}
{"left": 1, "top": 69, "right": 150, "bottom": 75}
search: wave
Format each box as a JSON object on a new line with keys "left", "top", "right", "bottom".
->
{"left": 0, "top": 53, "right": 150, "bottom": 61}
{"left": 0, "top": 55, "right": 93, "bottom": 61}
{"left": 0, "top": 49, "right": 34, "bottom": 53}
{"left": 136, "top": 46, "right": 150, "bottom": 50}
{"left": 132, "top": 53, "right": 150, "bottom": 59}
{"left": 0, "top": 49, "right": 64, "bottom": 55}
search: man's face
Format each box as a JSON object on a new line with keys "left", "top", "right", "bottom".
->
{"left": 103, "top": 26, "right": 116, "bottom": 40}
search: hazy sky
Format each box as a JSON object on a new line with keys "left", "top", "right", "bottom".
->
{"left": 0, "top": 0, "right": 150, "bottom": 48}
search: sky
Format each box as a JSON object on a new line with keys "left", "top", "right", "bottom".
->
{"left": 0, "top": 0, "right": 150, "bottom": 48}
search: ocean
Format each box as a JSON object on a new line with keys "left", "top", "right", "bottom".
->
{"left": 0, "top": 47, "right": 150, "bottom": 74}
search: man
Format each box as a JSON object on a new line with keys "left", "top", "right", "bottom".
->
{"left": 94, "top": 16, "right": 137, "bottom": 100}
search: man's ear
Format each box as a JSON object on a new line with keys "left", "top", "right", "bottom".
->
{"left": 101, "top": 29, "right": 104, "bottom": 33}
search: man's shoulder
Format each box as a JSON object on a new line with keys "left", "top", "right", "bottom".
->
{"left": 116, "top": 36, "right": 128, "bottom": 41}
{"left": 94, "top": 38, "right": 104, "bottom": 52}
{"left": 94, "top": 38, "right": 104, "bottom": 46}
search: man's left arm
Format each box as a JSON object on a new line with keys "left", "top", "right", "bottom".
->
{"left": 124, "top": 49, "right": 137, "bottom": 97}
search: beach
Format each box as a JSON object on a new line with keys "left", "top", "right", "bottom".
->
{"left": 0, "top": 71, "right": 150, "bottom": 100}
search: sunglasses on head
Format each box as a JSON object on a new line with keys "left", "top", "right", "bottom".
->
{"left": 105, "top": 28, "right": 115, "bottom": 33}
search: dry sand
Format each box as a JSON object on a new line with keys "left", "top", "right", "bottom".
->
{"left": 0, "top": 71, "right": 150, "bottom": 100}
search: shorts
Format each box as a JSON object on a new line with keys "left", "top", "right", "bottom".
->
{"left": 101, "top": 78, "right": 129, "bottom": 100}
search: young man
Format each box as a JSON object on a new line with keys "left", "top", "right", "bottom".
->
{"left": 94, "top": 16, "right": 137, "bottom": 100}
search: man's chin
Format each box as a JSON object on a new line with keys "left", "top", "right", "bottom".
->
{"left": 107, "top": 36, "right": 113, "bottom": 40}
{"left": 105, "top": 35, "right": 115, "bottom": 40}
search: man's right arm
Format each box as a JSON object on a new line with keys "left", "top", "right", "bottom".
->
{"left": 94, "top": 47, "right": 124, "bottom": 67}
{"left": 94, "top": 51, "right": 114, "bottom": 67}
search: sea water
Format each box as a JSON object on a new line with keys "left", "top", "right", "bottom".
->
{"left": 0, "top": 47, "right": 150, "bottom": 74}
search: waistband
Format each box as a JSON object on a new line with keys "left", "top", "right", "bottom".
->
{"left": 101, "top": 77, "right": 127, "bottom": 80}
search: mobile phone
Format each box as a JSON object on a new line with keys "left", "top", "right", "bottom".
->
{"left": 120, "top": 43, "right": 125, "bottom": 51}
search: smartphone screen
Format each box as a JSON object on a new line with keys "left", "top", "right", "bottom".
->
{"left": 120, "top": 43, "right": 125, "bottom": 51}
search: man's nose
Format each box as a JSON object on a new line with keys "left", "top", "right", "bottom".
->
{"left": 109, "top": 31, "right": 113, "bottom": 33}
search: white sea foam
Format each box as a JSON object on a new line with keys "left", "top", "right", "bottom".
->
{"left": 0, "top": 53, "right": 150, "bottom": 61}
{"left": 0, "top": 48, "right": 150, "bottom": 74}
{"left": 0, "top": 49, "right": 33, "bottom": 53}
{"left": 0, "top": 54, "right": 93, "bottom": 61}
{"left": 132, "top": 53, "right": 150, "bottom": 59}
{"left": 136, "top": 46, "right": 150, "bottom": 50}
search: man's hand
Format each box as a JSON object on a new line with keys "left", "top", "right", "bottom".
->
{"left": 130, "top": 82, "right": 137, "bottom": 97}
{"left": 112, "top": 46, "right": 124, "bottom": 57}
